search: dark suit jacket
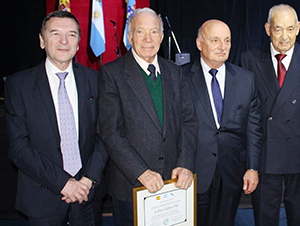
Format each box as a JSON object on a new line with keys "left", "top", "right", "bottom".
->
{"left": 182, "top": 59, "right": 262, "bottom": 195}
{"left": 241, "top": 43, "right": 300, "bottom": 174}
{"left": 5, "top": 62, "right": 107, "bottom": 218}
{"left": 98, "top": 51, "right": 198, "bottom": 201}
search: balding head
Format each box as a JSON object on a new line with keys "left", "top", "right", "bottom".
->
{"left": 196, "top": 19, "right": 231, "bottom": 68}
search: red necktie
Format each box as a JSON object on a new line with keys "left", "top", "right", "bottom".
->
{"left": 275, "top": 54, "right": 287, "bottom": 88}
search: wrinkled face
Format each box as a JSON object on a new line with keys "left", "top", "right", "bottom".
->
{"left": 39, "top": 17, "right": 80, "bottom": 70}
{"left": 196, "top": 21, "right": 231, "bottom": 68}
{"left": 128, "top": 12, "right": 163, "bottom": 63}
{"left": 265, "top": 9, "right": 299, "bottom": 54}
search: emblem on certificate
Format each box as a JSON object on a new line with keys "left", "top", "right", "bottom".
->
{"left": 133, "top": 174, "right": 197, "bottom": 225}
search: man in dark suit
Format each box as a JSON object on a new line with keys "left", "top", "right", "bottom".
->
{"left": 182, "top": 19, "right": 262, "bottom": 226}
{"left": 5, "top": 11, "right": 107, "bottom": 226}
{"left": 240, "top": 4, "right": 300, "bottom": 226}
{"left": 98, "top": 7, "right": 198, "bottom": 226}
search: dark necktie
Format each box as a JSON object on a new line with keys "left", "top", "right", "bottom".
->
{"left": 275, "top": 54, "right": 287, "bottom": 88}
{"left": 147, "top": 64, "right": 156, "bottom": 81}
{"left": 209, "top": 68, "right": 223, "bottom": 124}
{"left": 56, "top": 72, "right": 82, "bottom": 176}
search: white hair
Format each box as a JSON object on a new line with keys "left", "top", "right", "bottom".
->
{"left": 267, "top": 4, "right": 298, "bottom": 24}
{"left": 127, "top": 7, "right": 164, "bottom": 38}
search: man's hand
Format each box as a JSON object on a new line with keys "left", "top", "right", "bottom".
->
{"left": 80, "top": 176, "right": 93, "bottom": 190}
{"left": 172, "top": 167, "right": 193, "bottom": 189}
{"left": 243, "top": 169, "right": 259, "bottom": 194}
{"left": 138, "top": 169, "right": 164, "bottom": 193}
{"left": 61, "top": 178, "right": 90, "bottom": 204}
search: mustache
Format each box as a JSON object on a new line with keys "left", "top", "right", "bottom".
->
{"left": 214, "top": 50, "right": 228, "bottom": 54}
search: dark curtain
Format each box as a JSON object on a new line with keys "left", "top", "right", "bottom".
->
{"left": 1, "top": 1, "right": 46, "bottom": 78}
{"left": 151, "top": 0, "right": 300, "bottom": 64}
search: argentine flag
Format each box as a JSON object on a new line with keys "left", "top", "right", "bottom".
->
{"left": 123, "top": 0, "right": 136, "bottom": 50}
{"left": 90, "top": 0, "right": 106, "bottom": 57}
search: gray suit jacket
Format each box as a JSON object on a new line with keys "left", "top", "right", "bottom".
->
{"left": 241, "top": 43, "right": 300, "bottom": 174}
{"left": 182, "top": 59, "right": 262, "bottom": 195}
{"left": 99, "top": 51, "right": 198, "bottom": 201}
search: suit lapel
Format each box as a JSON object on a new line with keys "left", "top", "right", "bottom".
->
{"left": 190, "top": 60, "right": 216, "bottom": 127}
{"left": 73, "top": 63, "right": 86, "bottom": 145}
{"left": 125, "top": 53, "right": 162, "bottom": 133}
{"left": 36, "top": 63, "right": 60, "bottom": 142}
{"left": 272, "top": 43, "right": 300, "bottom": 113}
{"left": 256, "top": 45, "right": 279, "bottom": 99}
{"left": 221, "top": 63, "right": 238, "bottom": 125}
{"left": 159, "top": 57, "right": 173, "bottom": 135}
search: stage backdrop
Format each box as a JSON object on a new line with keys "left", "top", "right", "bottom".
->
{"left": 46, "top": 0, "right": 150, "bottom": 70}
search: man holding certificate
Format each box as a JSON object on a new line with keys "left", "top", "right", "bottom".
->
{"left": 98, "top": 7, "right": 198, "bottom": 226}
{"left": 182, "top": 20, "right": 262, "bottom": 226}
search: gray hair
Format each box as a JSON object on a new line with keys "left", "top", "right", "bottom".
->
{"left": 267, "top": 4, "right": 298, "bottom": 24}
{"left": 197, "top": 27, "right": 203, "bottom": 40}
{"left": 127, "top": 7, "right": 164, "bottom": 38}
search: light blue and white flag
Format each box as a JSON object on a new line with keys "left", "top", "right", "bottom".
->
{"left": 90, "top": 0, "right": 106, "bottom": 57}
{"left": 123, "top": 0, "right": 136, "bottom": 50}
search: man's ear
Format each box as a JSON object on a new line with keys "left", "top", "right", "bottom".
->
{"left": 39, "top": 34, "right": 45, "bottom": 49}
{"left": 196, "top": 37, "right": 202, "bottom": 51}
{"left": 265, "top": 23, "right": 271, "bottom": 37}
{"left": 128, "top": 33, "right": 133, "bottom": 46}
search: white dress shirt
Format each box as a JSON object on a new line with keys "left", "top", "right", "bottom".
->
{"left": 270, "top": 42, "right": 294, "bottom": 76}
{"left": 131, "top": 48, "right": 161, "bottom": 77}
{"left": 201, "top": 58, "right": 226, "bottom": 128}
{"left": 45, "top": 59, "right": 79, "bottom": 137}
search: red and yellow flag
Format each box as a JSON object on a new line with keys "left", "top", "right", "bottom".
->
{"left": 58, "top": 0, "right": 71, "bottom": 12}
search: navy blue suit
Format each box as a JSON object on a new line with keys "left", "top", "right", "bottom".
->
{"left": 5, "top": 62, "right": 107, "bottom": 219}
{"left": 241, "top": 43, "right": 300, "bottom": 226}
{"left": 182, "top": 59, "right": 262, "bottom": 225}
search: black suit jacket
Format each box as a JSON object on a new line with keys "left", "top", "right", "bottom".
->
{"left": 182, "top": 59, "right": 262, "bottom": 195}
{"left": 241, "top": 43, "right": 300, "bottom": 174}
{"left": 98, "top": 51, "right": 198, "bottom": 201}
{"left": 5, "top": 62, "right": 107, "bottom": 217}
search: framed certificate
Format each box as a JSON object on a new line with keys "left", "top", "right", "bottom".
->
{"left": 133, "top": 174, "right": 196, "bottom": 226}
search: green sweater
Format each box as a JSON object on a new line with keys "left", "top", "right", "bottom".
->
{"left": 140, "top": 68, "right": 163, "bottom": 128}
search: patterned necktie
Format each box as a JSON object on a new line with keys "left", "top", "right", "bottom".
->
{"left": 275, "top": 54, "right": 287, "bottom": 88}
{"left": 147, "top": 64, "right": 156, "bottom": 81}
{"left": 209, "top": 68, "right": 223, "bottom": 124}
{"left": 56, "top": 72, "right": 82, "bottom": 176}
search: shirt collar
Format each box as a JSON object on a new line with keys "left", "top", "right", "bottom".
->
{"left": 45, "top": 58, "right": 74, "bottom": 77}
{"left": 200, "top": 58, "right": 226, "bottom": 75}
{"left": 270, "top": 42, "right": 294, "bottom": 58}
{"left": 131, "top": 48, "right": 161, "bottom": 75}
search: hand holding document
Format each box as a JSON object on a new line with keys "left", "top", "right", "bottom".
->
{"left": 133, "top": 174, "right": 197, "bottom": 226}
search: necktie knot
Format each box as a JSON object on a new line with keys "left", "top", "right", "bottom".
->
{"left": 147, "top": 64, "right": 156, "bottom": 81}
{"left": 209, "top": 68, "right": 218, "bottom": 78}
{"left": 275, "top": 54, "right": 286, "bottom": 62}
{"left": 56, "top": 72, "right": 69, "bottom": 81}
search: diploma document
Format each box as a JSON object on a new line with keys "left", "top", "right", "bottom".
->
{"left": 133, "top": 174, "right": 196, "bottom": 226}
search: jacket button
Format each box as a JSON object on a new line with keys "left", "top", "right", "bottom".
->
{"left": 213, "top": 153, "right": 217, "bottom": 157}
{"left": 163, "top": 137, "right": 166, "bottom": 142}
{"left": 286, "top": 137, "right": 291, "bottom": 141}
{"left": 265, "top": 98, "right": 269, "bottom": 102}
{"left": 159, "top": 157, "right": 164, "bottom": 161}
{"left": 286, "top": 119, "right": 291, "bottom": 123}
{"left": 268, "top": 117, "right": 273, "bottom": 121}
{"left": 292, "top": 100, "right": 297, "bottom": 104}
